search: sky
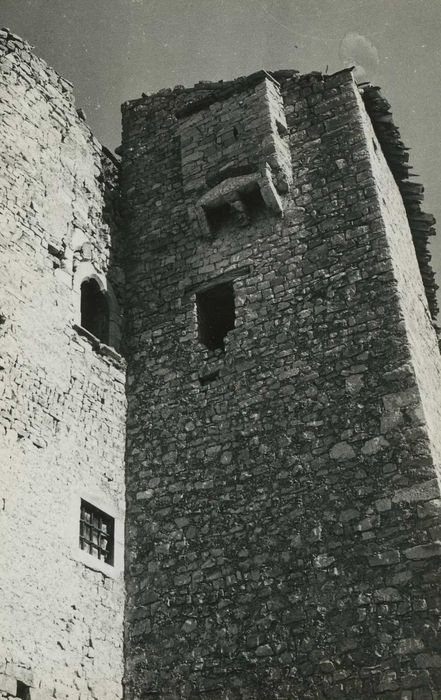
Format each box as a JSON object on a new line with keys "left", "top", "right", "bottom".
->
{"left": 2, "top": 0, "right": 441, "bottom": 302}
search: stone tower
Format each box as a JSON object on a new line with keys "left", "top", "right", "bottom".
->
{"left": 3, "top": 28, "right": 441, "bottom": 700}
{"left": 120, "top": 71, "right": 441, "bottom": 699}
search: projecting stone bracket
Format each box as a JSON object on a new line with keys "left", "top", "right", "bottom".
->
{"left": 259, "top": 164, "right": 285, "bottom": 214}
{"left": 188, "top": 165, "right": 283, "bottom": 238}
{"left": 73, "top": 324, "right": 126, "bottom": 368}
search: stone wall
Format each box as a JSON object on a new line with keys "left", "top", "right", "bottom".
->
{"left": 0, "top": 30, "right": 126, "bottom": 700}
{"left": 178, "top": 74, "right": 291, "bottom": 195}
{"left": 357, "top": 86, "right": 441, "bottom": 477}
{"left": 121, "top": 69, "right": 441, "bottom": 699}
{"left": 3, "top": 28, "right": 441, "bottom": 700}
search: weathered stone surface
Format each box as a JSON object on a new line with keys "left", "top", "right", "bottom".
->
{"left": 330, "top": 441, "right": 356, "bottom": 460}
{"left": 121, "top": 65, "right": 441, "bottom": 700}
{"left": 396, "top": 638, "right": 425, "bottom": 655}
{"left": 393, "top": 479, "right": 440, "bottom": 504}
{"left": 4, "top": 27, "right": 441, "bottom": 700}
{"left": 369, "top": 550, "right": 401, "bottom": 567}
{"left": 345, "top": 373, "right": 364, "bottom": 394}
{"left": 373, "top": 587, "right": 401, "bottom": 602}
{"left": 404, "top": 543, "right": 441, "bottom": 560}
{"left": 416, "top": 654, "right": 441, "bottom": 669}
{"left": 0, "top": 29, "right": 125, "bottom": 700}
{"left": 0, "top": 675, "right": 16, "bottom": 696}
{"left": 361, "top": 435, "right": 389, "bottom": 455}
{"left": 418, "top": 499, "right": 441, "bottom": 519}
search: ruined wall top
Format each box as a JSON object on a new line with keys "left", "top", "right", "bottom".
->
{"left": 121, "top": 66, "right": 438, "bottom": 320}
{"left": 1, "top": 25, "right": 438, "bottom": 320}
{"left": 0, "top": 27, "right": 74, "bottom": 96}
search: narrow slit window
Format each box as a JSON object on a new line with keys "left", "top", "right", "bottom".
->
{"left": 196, "top": 282, "right": 235, "bottom": 351}
{"left": 79, "top": 499, "right": 114, "bottom": 566}
{"left": 80, "top": 279, "right": 109, "bottom": 344}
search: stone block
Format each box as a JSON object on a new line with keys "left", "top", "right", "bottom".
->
{"left": 0, "top": 675, "right": 16, "bottom": 695}
{"left": 404, "top": 543, "right": 441, "bottom": 560}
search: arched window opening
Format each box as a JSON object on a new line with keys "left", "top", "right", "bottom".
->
{"left": 80, "top": 278, "right": 109, "bottom": 344}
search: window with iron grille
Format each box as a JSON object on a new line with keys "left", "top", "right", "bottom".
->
{"left": 79, "top": 499, "right": 114, "bottom": 565}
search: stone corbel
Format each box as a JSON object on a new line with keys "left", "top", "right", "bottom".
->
{"left": 258, "top": 164, "right": 284, "bottom": 216}
{"left": 189, "top": 167, "right": 283, "bottom": 238}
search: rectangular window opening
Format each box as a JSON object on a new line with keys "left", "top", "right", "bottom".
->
{"left": 79, "top": 499, "right": 115, "bottom": 566}
{"left": 196, "top": 282, "right": 235, "bottom": 352}
{"left": 204, "top": 202, "right": 235, "bottom": 234}
{"left": 199, "top": 370, "right": 220, "bottom": 386}
{"left": 17, "top": 682, "right": 31, "bottom": 700}
{"left": 239, "top": 185, "right": 266, "bottom": 221}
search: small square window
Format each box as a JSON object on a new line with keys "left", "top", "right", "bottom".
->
{"left": 79, "top": 499, "right": 114, "bottom": 566}
{"left": 203, "top": 202, "right": 236, "bottom": 234}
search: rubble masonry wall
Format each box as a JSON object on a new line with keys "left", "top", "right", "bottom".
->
{"left": 0, "top": 30, "right": 126, "bottom": 700}
{"left": 121, "top": 71, "right": 441, "bottom": 699}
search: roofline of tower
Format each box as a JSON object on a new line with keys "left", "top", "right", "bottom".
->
{"left": 120, "top": 67, "right": 357, "bottom": 116}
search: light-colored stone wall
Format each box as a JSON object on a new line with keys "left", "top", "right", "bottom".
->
{"left": 358, "top": 87, "right": 441, "bottom": 478}
{"left": 0, "top": 30, "right": 125, "bottom": 700}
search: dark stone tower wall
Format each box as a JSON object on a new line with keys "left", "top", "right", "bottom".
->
{"left": 121, "top": 70, "right": 441, "bottom": 699}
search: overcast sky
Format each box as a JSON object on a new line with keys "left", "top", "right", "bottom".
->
{"left": 2, "top": 0, "right": 441, "bottom": 303}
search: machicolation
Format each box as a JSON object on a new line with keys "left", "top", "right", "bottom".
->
{"left": 2, "top": 26, "right": 441, "bottom": 700}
